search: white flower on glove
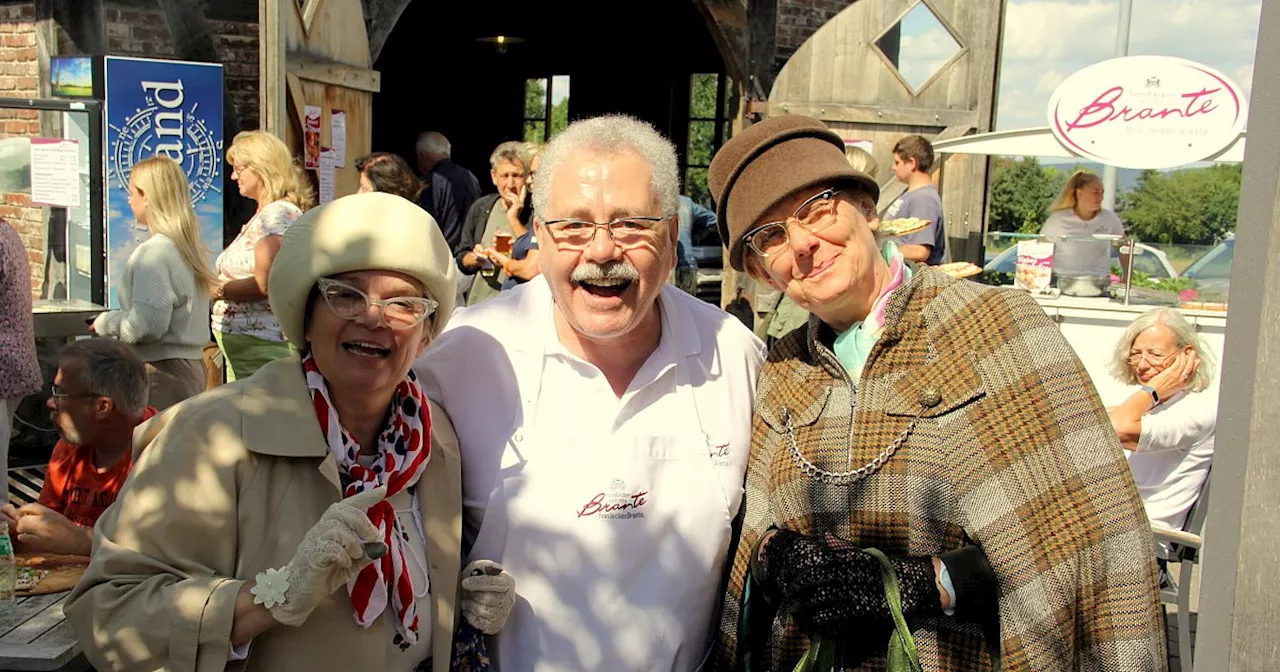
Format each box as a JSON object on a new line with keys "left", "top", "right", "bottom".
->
{"left": 460, "top": 559, "right": 516, "bottom": 635}
{"left": 251, "top": 566, "right": 292, "bottom": 608}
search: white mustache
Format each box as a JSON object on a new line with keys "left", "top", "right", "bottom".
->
{"left": 571, "top": 262, "right": 640, "bottom": 284}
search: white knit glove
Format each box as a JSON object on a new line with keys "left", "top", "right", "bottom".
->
{"left": 258, "top": 486, "right": 387, "bottom": 627}
{"left": 460, "top": 559, "right": 516, "bottom": 634}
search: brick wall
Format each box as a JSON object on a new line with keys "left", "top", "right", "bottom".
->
{"left": 210, "top": 18, "right": 259, "bottom": 131}
{"left": 105, "top": 0, "right": 175, "bottom": 58}
{"left": 0, "top": 1, "right": 45, "bottom": 297}
{"left": 774, "top": 0, "right": 852, "bottom": 75}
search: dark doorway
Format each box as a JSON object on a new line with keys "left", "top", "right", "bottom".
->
{"left": 372, "top": 0, "right": 728, "bottom": 196}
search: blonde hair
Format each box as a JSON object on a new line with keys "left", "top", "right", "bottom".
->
{"left": 844, "top": 145, "right": 878, "bottom": 178}
{"left": 1109, "top": 307, "right": 1216, "bottom": 393}
{"left": 226, "top": 130, "right": 314, "bottom": 211}
{"left": 130, "top": 156, "right": 218, "bottom": 294}
{"left": 1050, "top": 170, "right": 1102, "bottom": 212}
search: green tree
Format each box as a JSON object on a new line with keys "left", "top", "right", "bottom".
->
{"left": 550, "top": 96, "right": 569, "bottom": 138}
{"left": 987, "top": 157, "right": 1068, "bottom": 233}
{"left": 1118, "top": 165, "right": 1241, "bottom": 245}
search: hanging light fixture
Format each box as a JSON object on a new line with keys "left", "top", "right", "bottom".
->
{"left": 477, "top": 35, "right": 525, "bottom": 54}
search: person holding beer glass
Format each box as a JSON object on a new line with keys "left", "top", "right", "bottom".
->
{"left": 456, "top": 141, "right": 533, "bottom": 305}
{"left": 485, "top": 144, "right": 542, "bottom": 290}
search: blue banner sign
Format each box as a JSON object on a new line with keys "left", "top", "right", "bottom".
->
{"left": 104, "top": 56, "right": 223, "bottom": 308}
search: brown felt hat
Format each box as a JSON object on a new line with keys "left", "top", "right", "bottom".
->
{"left": 708, "top": 115, "right": 879, "bottom": 271}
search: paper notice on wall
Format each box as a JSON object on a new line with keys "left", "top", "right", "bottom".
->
{"left": 330, "top": 110, "right": 346, "bottom": 167}
{"left": 30, "top": 138, "right": 81, "bottom": 207}
{"left": 318, "top": 147, "right": 336, "bottom": 204}
{"left": 304, "top": 106, "right": 322, "bottom": 169}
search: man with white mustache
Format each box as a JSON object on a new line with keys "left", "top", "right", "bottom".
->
{"left": 413, "top": 115, "right": 764, "bottom": 671}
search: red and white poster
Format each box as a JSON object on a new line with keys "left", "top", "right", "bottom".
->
{"left": 304, "top": 105, "right": 322, "bottom": 169}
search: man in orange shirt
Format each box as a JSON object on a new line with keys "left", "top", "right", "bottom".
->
{"left": 1, "top": 340, "right": 155, "bottom": 555}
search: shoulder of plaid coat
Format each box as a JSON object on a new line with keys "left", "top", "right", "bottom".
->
{"left": 713, "top": 268, "right": 1168, "bottom": 672}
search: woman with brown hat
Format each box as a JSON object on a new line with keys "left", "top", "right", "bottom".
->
{"left": 65, "top": 192, "right": 514, "bottom": 672}
{"left": 705, "top": 115, "right": 1166, "bottom": 670}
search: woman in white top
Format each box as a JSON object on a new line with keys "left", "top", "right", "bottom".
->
{"left": 1041, "top": 170, "right": 1125, "bottom": 277}
{"left": 92, "top": 156, "right": 217, "bottom": 410}
{"left": 212, "top": 130, "right": 313, "bottom": 381}
{"left": 1107, "top": 307, "right": 1217, "bottom": 559}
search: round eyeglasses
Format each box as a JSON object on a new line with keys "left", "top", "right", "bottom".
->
{"left": 742, "top": 188, "right": 870, "bottom": 260}
{"left": 316, "top": 278, "right": 437, "bottom": 329}
{"left": 541, "top": 216, "right": 668, "bottom": 250}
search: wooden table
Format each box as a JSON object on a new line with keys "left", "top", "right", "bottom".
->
{"left": 0, "top": 592, "right": 89, "bottom": 671}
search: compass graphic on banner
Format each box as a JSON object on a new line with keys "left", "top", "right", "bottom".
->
{"left": 107, "top": 87, "right": 222, "bottom": 201}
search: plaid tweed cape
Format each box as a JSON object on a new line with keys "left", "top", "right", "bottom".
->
{"left": 712, "top": 269, "right": 1167, "bottom": 671}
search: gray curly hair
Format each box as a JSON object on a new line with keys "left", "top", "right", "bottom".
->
{"left": 1109, "top": 307, "right": 1216, "bottom": 392}
{"left": 532, "top": 114, "right": 679, "bottom": 222}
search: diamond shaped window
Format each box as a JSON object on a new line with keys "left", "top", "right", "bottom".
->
{"left": 874, "top": 2, "right": 964, "bottom": 95}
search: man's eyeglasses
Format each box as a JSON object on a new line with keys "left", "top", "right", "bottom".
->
{"left": 316, "top": 278, "right": 437, "bottom": 330}
{"left": 541, "top": 216, "right": 668, "bottom": 250}
{"left": 50, "top": 384, "right": 100, "bottom": 404}
{"left": 743, "top": 188, "right": 870, "bottom": 260}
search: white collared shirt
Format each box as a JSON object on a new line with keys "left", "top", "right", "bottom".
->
{"left": 413, "top": 277, "right": 763, "bottom": 670}
{"left": 414, "top": 275, "right": 764, "bottom": 546}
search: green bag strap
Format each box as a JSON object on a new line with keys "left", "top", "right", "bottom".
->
{"left": 865, "top": 547, "right": 925, "bottom": 672}
{"left": 791, "top": 634, "right": 837, "bottom": 672}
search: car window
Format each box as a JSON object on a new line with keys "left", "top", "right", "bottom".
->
{"left": 1183, "top": 241, "right": 1234, "bottom": 280}
{"left": 1132, "top": 250, "right": 1171, "bottom": 278}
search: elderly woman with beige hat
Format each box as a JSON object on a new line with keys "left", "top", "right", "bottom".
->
{"left": 705, "top": 115, "right": 1166, "bottom": 670}
{"left": 65, "top": 192, "right": 515, "bottom": 672}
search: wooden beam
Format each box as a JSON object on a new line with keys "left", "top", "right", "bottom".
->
{"left": 364, "top": 0, "right": 414, "bottom": 65}
{"left": 285, "top": 72, "right": 308, "bottom": 129}
{"left": 1194, "top": 0, "right": 1280, "bottom": 667}
{"left": 747, "top": 0, "right": 776, "bottom": 98}
{"left": 260, "top": 0, "right": 286, "bottom": 136}
{"left": 691, "top": 0, "right": 749, "bottom": 90}
{"left": 286, "top": 51, "right": 381, "bottom": 93}
{"left": 767, "top": 102, "right": 980, "bottom": 129}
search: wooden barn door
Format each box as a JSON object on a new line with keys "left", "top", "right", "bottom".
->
{"left": 767, "top": 0, "right": 1006, "bottom": 264}
{"left": 260, "top": 0, "right": 379, "bottom": 200}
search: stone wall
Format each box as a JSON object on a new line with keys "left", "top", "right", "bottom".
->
{"left": 0, "top": 1, "right": 45, "bottom": 296}
{"left": 773, "top": 0, "right": 851, "bottom": 77}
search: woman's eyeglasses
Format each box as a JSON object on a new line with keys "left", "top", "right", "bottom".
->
{"left": 743, "top": 188, "right": 871, "bottom": 260}
{"left": 1126, "top": 350, "right": 1176, "bottom": 367}
{"left": 316, "top": 278, "right": 437, "bottom": 329}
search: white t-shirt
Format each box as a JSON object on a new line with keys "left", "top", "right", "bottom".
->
{"left": 413, "top": 276, "right": 763, "bottom": 670}
{"left": 1040, "top": 208, "right": 1125, "bottom": 277}
{"left": 1123, "top": 386, "right": 1217, "bottom": 554}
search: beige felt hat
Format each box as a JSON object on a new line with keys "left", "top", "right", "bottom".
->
{"left": 268, "top": 191, "right": 458, "bottom": 348}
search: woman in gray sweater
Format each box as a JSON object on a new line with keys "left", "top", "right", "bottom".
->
{"left": 92, "top": 156, "right": 217, "bottom": 409}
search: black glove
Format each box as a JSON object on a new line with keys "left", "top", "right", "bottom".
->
{"left": 753, "top": 529, "right": 943, "bottom": 638}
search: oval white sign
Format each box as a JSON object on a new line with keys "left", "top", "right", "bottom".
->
{"left": 1047, "top": 56, "right": 1248, "bottom": 170}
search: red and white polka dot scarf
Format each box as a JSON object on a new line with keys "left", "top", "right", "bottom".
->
{"left": 302, "top": 353, "right": 431, "bottom": 649}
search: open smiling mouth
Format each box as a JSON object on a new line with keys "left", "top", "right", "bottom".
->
{"left": 577, "top": 278, "right": 632, "bottom": 299}
{"left": 342, "top": 340, "right": 392, "bottom": 359}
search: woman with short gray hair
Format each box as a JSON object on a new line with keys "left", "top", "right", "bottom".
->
{"left": 1108, "top": 307, "right": 1217, "bottom": 558}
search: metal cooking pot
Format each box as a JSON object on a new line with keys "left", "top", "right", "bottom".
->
{"left": 1057, "top": 274, "right": 1112, "bottom": 297}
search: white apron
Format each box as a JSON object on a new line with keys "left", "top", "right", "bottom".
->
{"left": 469, "top": 342, "right": 739, "bottom": 672}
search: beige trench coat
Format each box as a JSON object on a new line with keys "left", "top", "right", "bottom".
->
{"left": 64, "top": 356, "right": 462, "bottom": 672}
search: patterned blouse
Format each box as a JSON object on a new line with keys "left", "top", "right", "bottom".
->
{"left": 211, "top": 200, "right": 302, "bottom": 341}
{"left": 0, "top": 220, "right": 42, "bottom": 400}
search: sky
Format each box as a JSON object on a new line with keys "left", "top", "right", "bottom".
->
{"left": 994, "top": 0, "right": 1262, "bottom": 132}
{"left": 891, "top": 3, "right": 962, "bottom": 93}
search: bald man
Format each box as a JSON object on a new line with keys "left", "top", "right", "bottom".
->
{"left": 416, "top": 131, "right": 481, "bottom": 251}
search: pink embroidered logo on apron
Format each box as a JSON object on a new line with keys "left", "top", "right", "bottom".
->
{"left": 576, "top": 479, "right": 650, "bottom": 519}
